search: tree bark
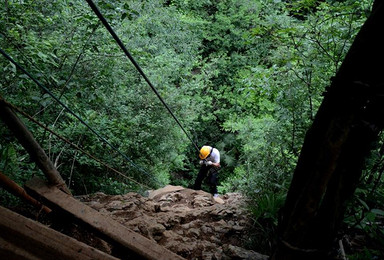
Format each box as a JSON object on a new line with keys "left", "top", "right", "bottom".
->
{"left": 271, "top": 2, "right": 384, "bottom": 259}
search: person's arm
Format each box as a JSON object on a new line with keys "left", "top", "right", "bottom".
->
{"left": 211, "top": 162, "right": 220, "bottom": 167}
{"left": 206, "top": 161, "right": 220, "bottom": 167}
{"left": 212, "top": 148, "right": 220, "bottom": 167}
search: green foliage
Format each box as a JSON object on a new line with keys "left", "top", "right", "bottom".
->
{"left": 1, "top": 0, "right": 204, "bottom": 194}
{"left": 243, "top": 189, "right": 286, "bottom": 254}
{"left": 0, "top": 123, "right": 42, "bottom": 207}
{"left": 342, "top": 133, "right": 384, "bottom": 258}
{"left": 348, "top": 248, "right": 382, "bottom": 260}
{"left": 94, "top": 177, "right": 139, "bottom": 195}
{"left": 0, "top": 0, "right": 380, "bottom": 255}
{"left": 249, "top": 191, "right": 286, "bottom": 223}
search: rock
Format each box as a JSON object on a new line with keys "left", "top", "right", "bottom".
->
{"left": 187, "top": 228, "right": 200, "bottom": 238}
{"left": 214, "top": 196, "right": 225, "bottom": 204}
{"left": 149, "top": 223, "right": 166, "bottom": 241}
{"left": 202, "top": 250, "right": 214, "bottom": 260}
{"left": 201, "top": 225, "right": 213, "bottom": 234}
{"left": 223, "top": 244, "right": 269, "bottom": 260}
{"left": 105, "top": 200, "right": 125, "bottom": 210}
{"left": 193, "top": 194, "right": 215, "bottom": 207}
{"left": 213, "top": 248, "right": 225, "bottom": 260}
{"left": 148, "top": 185, "right": 185, "bottom": 199}
{"left": 80, "top": 185, "right": 266, "bottom": 260}
{"left": 86, "top": 201, "right": 104, "bottom": 210}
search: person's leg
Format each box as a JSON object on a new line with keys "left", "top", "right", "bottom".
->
{"left": 193, "top": 165, "right": 209, "bottom": 190}
{"left": 208, "top": 168, "right": 218, "bottom": 195}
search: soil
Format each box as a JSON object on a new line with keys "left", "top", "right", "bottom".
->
{"left": 74, "top": 185, "right": 269, "bottom": 260}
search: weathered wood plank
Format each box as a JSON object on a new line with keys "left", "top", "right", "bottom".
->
{"left": 0, "top": 205, "right": 118, "bottom": 260}
{"left": 0, "top": 237, "right": 41, "bottom": 260}
{"left": 25, "top": 177, "right": 185, "bottom": 260}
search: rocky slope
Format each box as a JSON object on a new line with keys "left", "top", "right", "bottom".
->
{"left": 78, "top": 185, "right": 268, "bottom": 260}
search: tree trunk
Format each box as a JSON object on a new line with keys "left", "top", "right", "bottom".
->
{"left": 0, "top": 97, "right": 71, "bottom": 194}
{"left": 271, "top": 2, "right": 384, "bottom": 259}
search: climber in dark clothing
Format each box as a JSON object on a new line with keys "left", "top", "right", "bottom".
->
{"left": 193, "top": 145, "right": 221, "bottom": 197}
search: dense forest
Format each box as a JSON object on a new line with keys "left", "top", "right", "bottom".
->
{"left": 1, "top": 0, "right": 383, "bottom": 259}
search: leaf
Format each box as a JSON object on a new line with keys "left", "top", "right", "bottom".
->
{"left": 19, "top": 74, "right": 29, "bottom": 79}
{"left": 365, "top": 212, "right": 376, "bottom": 223}
{"left": 358, "top": 198, "right": 370, "bottom": 210}
{"left": 37, "top": 52, "right": 48, "bottom": 60}
{"left": 10, "top": 62, "right": 16, "bottom": 73}
{"left": 371, "top": 209, "right": 384, "bottom": 216}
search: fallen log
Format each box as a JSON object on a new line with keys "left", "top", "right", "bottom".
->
{"left": 25, "top": 177, "right": 185, "bottom": 260}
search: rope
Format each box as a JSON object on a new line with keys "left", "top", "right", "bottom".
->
{"left": 0, "top": 47, "right": 156, "bottom": 185}
{"left": 0, "top": 96, "right": 152, "bottom": 190}
{"left": 84, "top": 0, "right": 201, "bottom": 153}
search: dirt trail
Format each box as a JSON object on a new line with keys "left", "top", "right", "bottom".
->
{"left": 79, "top": 185, "right": 268, "bottom": 260}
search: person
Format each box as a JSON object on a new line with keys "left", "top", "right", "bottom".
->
{"left": 193, "top": 145, "right": 221, "bottom": 197}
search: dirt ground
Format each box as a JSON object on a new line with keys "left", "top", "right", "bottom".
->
{"left": 75, "top": 185, "right": 269, "bottom": 260}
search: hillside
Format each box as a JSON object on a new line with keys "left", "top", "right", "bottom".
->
{"left": 77, "top": 185, "right": 268, "bottom": 260}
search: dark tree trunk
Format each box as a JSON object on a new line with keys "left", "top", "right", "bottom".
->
{"left": 271, "top": 2, "right": 384, "bottom": 259}
{"left": 0, "top": 97, "right": 71, "bottom": 194}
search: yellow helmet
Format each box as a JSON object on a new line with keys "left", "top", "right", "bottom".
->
{"left": 199, "top": 146, "right": 212, "bottom": 159}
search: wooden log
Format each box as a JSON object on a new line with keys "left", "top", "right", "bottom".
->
{"left": 0, "top": 170, "right": 51, "bottom": 213}
{"left": 25, "top": 177, "right": 185, "bottom": 260}
{"left": 0, "top": 96, "right": 70, "bottom": 194}
{"left": 0, "top": 205, "right": 119, "bottom": 260}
